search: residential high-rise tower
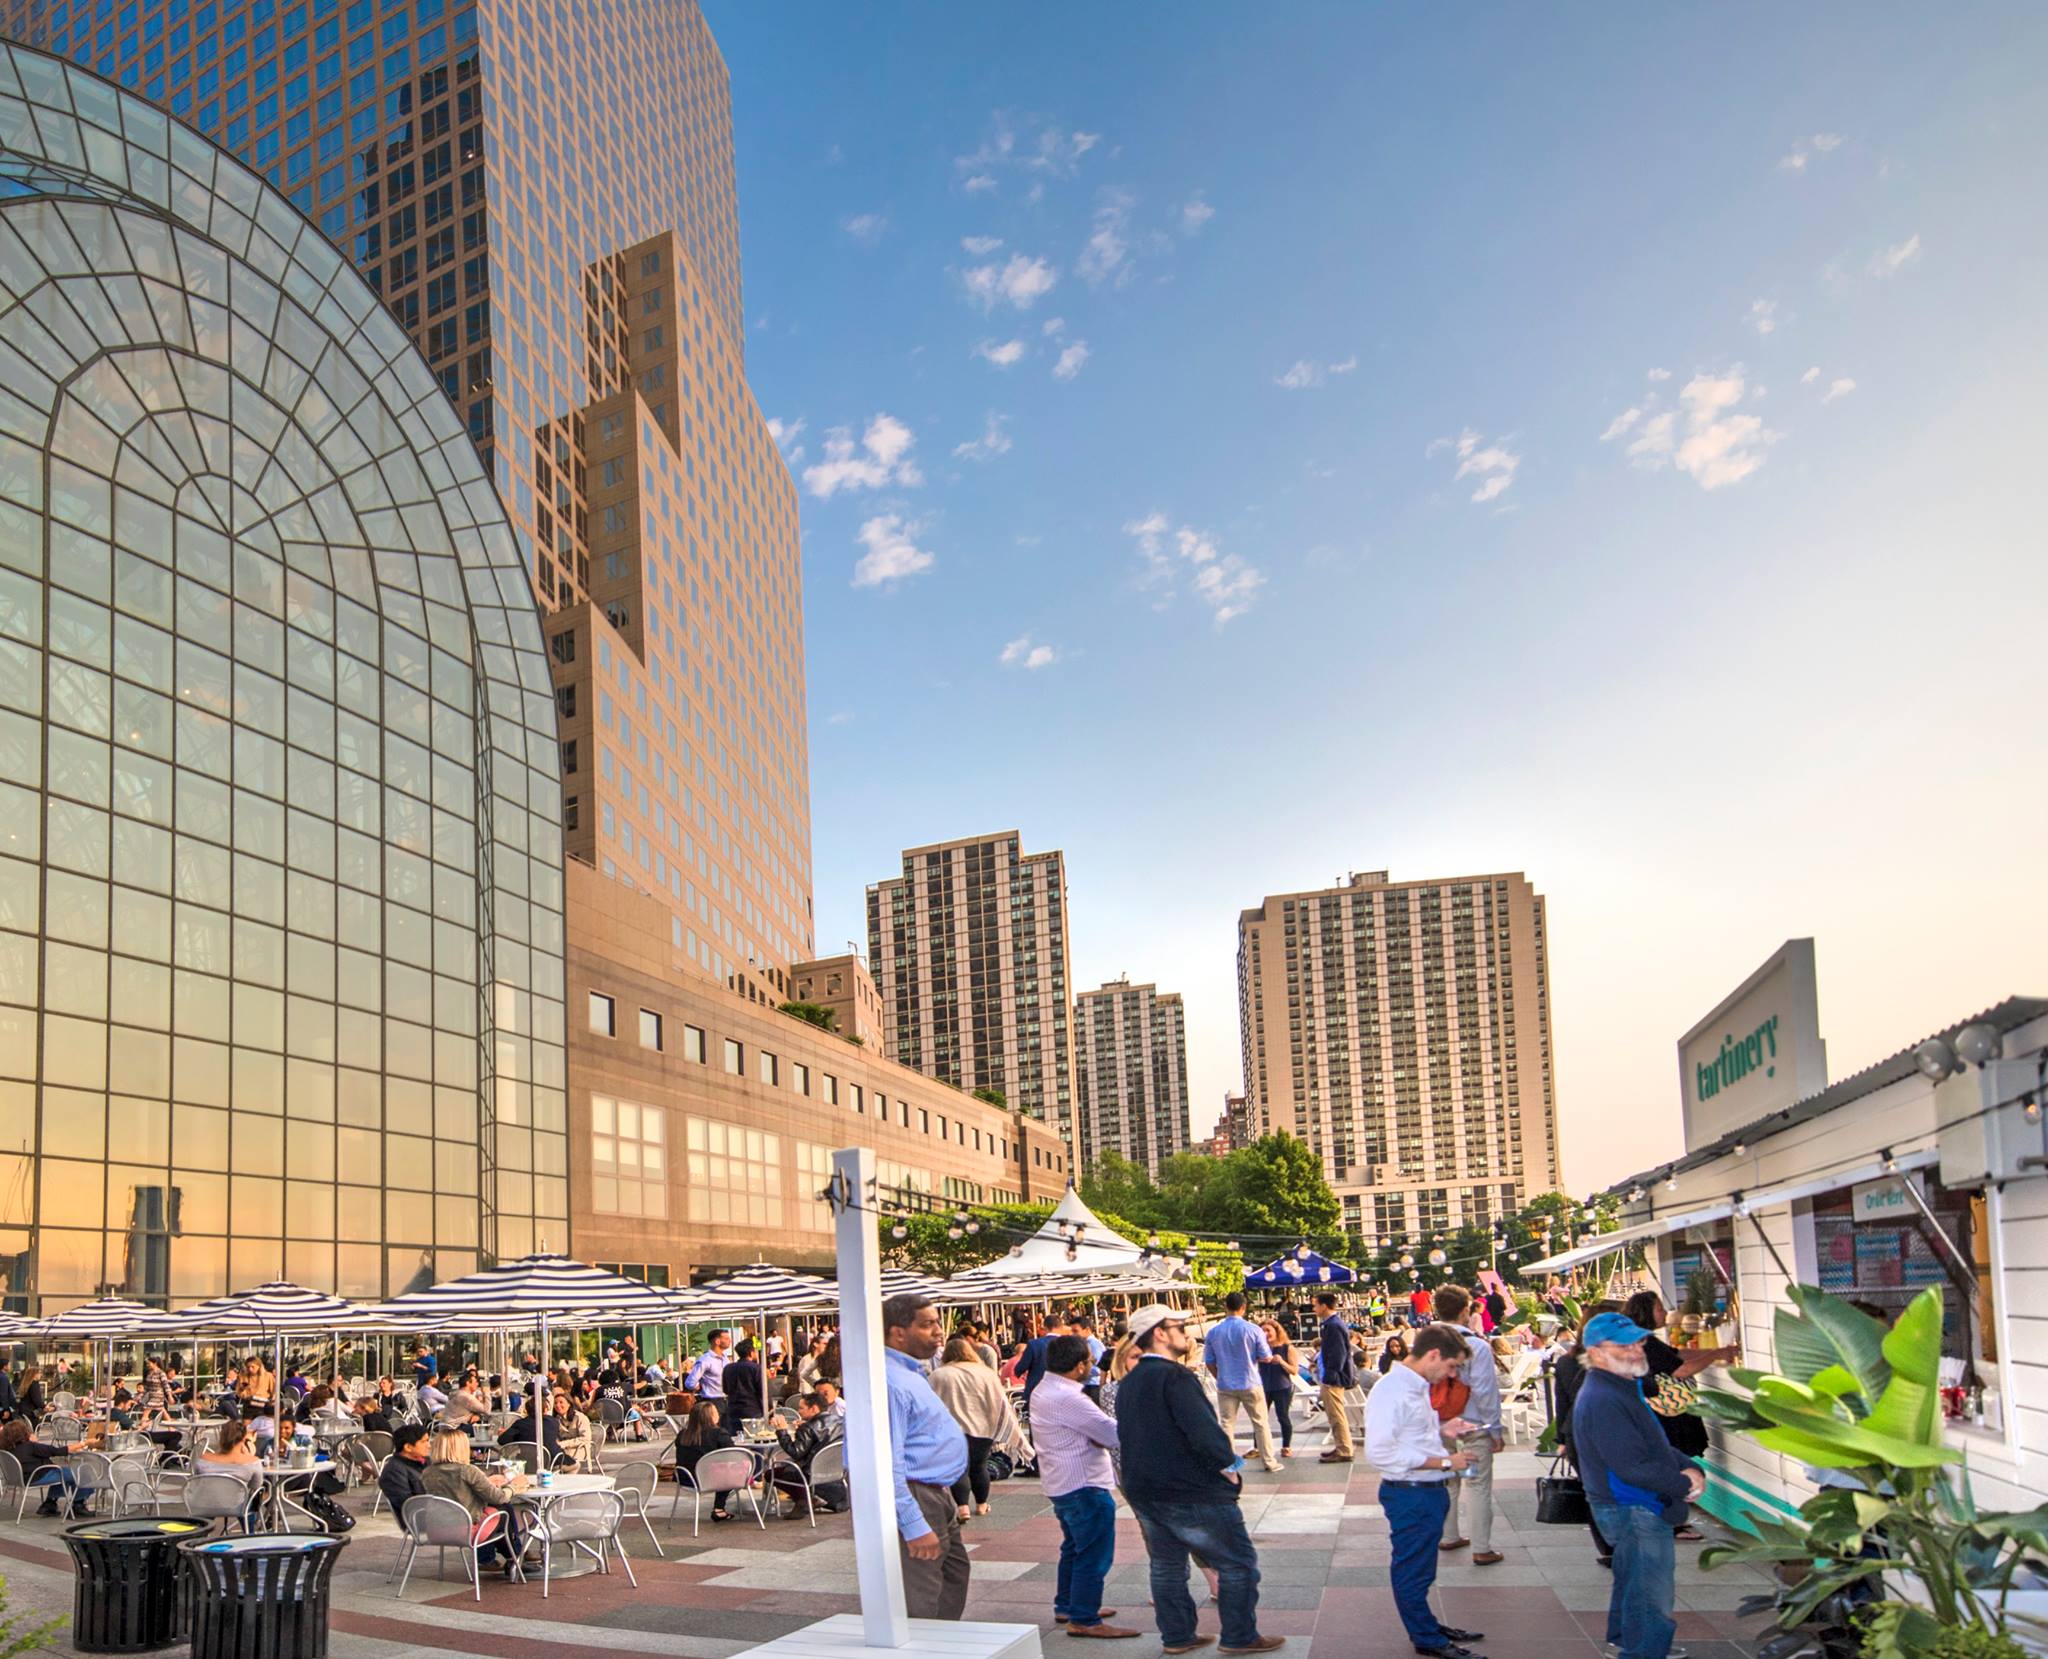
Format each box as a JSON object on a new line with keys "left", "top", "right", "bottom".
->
{"left": 866, "top": 833, "right": 1074, "bottom": 1137}
{"left": 1237, "top": 870, "right": 1561, "bottom": 1243}
{"left": 1073, "top": 979, "right": 1190, "bottom": 1177}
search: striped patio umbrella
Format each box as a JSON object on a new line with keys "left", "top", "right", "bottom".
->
{"left": 693, "top": 1262, "right": 838, "bottom": 1314}
{"left": 877, "top": 1268, "right": 954, "bottom": 1302}
{"left": 167, "top": 1282, "right": 394, "bottom": 1333}
{"left": 34, "top": 1298, "right": 182, "bottom": 1339}
{"left": 362, "top": 1253, "right": 695, "bottom": 1430}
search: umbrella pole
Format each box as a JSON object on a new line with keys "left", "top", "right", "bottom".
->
{"left": 535, "top": 1313, "right": 548, "bottom": 1464}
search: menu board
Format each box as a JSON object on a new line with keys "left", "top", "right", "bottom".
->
{"left": 1855, "top": 1228, "right": 1904, "bottom": 1290}
{"left": 1816, "top": 1218, "right": 1857, "bottom": 1292}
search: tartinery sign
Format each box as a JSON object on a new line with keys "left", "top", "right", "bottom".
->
{"left": 1677, "top": 939, "right": 1830, "bottom": 1152}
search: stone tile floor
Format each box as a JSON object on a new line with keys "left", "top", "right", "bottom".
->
{"left": 0, "top": 1411, "right": 1776, "bottom": 1657}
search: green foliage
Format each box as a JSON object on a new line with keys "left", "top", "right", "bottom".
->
{"left": 1187, "top": 1242, "right": 1245, "bottom": 1301}
{"left": 878, "top": 1199, "right": 1192, "bottom": 1281}
{"left": 1699, "top": 1286, "right": 2044, "bottom": 1648}
{"left": 778, "top": 999, "right": 840, "bottom": 1033}
{"left": 0, "top": 1574, "right": 65, "bottom": 1656}
{"left": 1682, "top": 1265, "right": 1720, "bottom": 1317}
{"left": 1079, "top": 1133, "right": 1341, "bottom": 1256}
{"left": 971, "top": 1087, "right": 1008, "bottom": 1109}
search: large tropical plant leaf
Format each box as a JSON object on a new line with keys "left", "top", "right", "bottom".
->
{"left": 1777, "top": 1285, "right": 1891, "bottom": 1406}
{"left": 1860, "top": 1286, "right": 1944, "bottom": 1448}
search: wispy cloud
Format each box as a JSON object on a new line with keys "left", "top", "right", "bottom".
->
{"left": 1801, "top": 365, "right": 1821, "bottom": 385}
{"left": 963, "top": 174, "right": 996, "bottom": 195}
{"left": 1747, "top": 298, "right": 1778, "bottom": 335}
{"left": 1428, "top": 428, "right": 1521, "bottom": 504}
{"left": 1822, "top": 377, "right": 1856, "bottom": 404}
{"left": 999, "top": 634, "right": 1058, "bottom": 670}
{"left": 1779, "top": 131, "right": 1843, "bottom": 172}
{"left": 1052, "top": 341, "right": 1091, "bottom": 381}
{"left": 1181, "top": 193, "right": 1215, "bottom": 235}
{"left": 1870, "top": 232, "right": 1921, "bottom": 276}
{"left": 802, "top": 414, "right": 922, "bottom": 499}
{"left": 765, "top": 416, "right": 807, "bottom": 464}
{"left": 955, "top": 114, "right": 1103, "bottom": 193}
{"left": 963, "top": 253, "right": 1059, "bottom": 311}
{"left": 1077, "top": 188, "right": 1135, "bottom": 287}
{"left": 842, "top": 212, "right": 887, "bottom": 246}
{"left": 952, "top": 412, "right": 1012, "bottom": 462}
{"left": 1124, "top": 513, "right": 1264, "bottom": 626}
{"left": 1275, "top": 355, "right": 1356, "bottom": 390}
{"left": 1599, "top": 407, "right": 1642, "bottom": 443}
{"left": 1647, "top": 367, "right": 1671, "bottom": 382}
{"left": 1600, "top": 366, "right": 1776, "bottom": 488}
{"left": 826, "top": 709, "right": 856, "bottom": 726}
{"left": 1328, "top": 356, "right": 1358, "bottom": 375}
{"left": 974, "top": 338, "right": 1026, "bottom": 368}
{"left": 960, "top": 235, "right": 1003, "bottom": 255}
{"left": 852, "top": 514, "right": 934, "bottom": 587}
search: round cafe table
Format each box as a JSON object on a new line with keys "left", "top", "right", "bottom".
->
{"left": 509, "top": 1472, "right": 615, "bottom": 1580}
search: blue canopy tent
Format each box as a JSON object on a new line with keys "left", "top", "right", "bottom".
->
{"left": 1246, "top": 1245, "right": 1356, "bottom": 1288}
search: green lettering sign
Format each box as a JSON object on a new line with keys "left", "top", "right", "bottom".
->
{"left": 1695, "top": 1014, "right": 1780, "bottom": 1102}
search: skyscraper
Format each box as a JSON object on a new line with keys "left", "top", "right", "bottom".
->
{"left": 7, "top": 0, "right": 814, "bottom": 1006}
{"left": 0, "top": 43, "right": 567, "bottom": 1306}
{"left": 1073, "top": 979, "right": 1190, "bottom": 1177}
{"left": 1237, "top": 870, "right": 1561, "bottom": 1244}
{"left": 866, "top": 832, "right": 1075, "bottom": 1137}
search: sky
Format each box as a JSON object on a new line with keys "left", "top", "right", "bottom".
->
{"left": 702, "top": 4, "right": 2048, "bottom": 1196}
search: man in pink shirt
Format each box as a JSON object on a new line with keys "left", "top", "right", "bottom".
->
{"left": 1031, "top": 1335, "right": 1136, "bottom": 1640}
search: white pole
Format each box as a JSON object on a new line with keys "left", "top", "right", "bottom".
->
{"left": 832, "top": 1146, "right": 908, "bottom": 1648}
{"left": 535, "top": 1313, "right": 549, "bottom": 1464}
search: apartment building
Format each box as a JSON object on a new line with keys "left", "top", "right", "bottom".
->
{"left": 1073, "top": 980, "right": 1191, "bottom": 1177}
{"left": 1237, "top": 870, "right": 1561, "bottom": 1242}
{"left": 866, "top": 833, "right": 1075, "bottom": 1138}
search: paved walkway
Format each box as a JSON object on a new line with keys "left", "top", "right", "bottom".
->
{"left": 0, "top": 1412, "right": 1775, "bottom": 1657}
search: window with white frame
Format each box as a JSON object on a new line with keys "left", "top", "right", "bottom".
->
{"left": 795, "top": 1141, "right": 834, "bottom": 1231}
{"left": 588, "top": 992, "right": 615, "bottom": 1036}
{"left": 639, "top": 1008, "right": 662, "bottom": 1050}
{"left": 685, "top": 1117, "right": 783, "bottom": 1226}
{"left": 590, "top": 1095, "right": 667, "bottom": 1218}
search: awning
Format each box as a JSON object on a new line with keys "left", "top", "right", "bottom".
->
{"left": 1521, "top": 1200, "right": 1737, "bottom": 1277}
{"left": 1735, "top": 1146, "right": 1938, "bottom": 1214}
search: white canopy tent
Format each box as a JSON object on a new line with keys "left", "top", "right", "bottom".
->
{"left": 972, "top": 1183, "right": 1147, "bottom": 1278}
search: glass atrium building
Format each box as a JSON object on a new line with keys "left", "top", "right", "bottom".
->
{"left": 0, "top": 43, "right": 566, "bottom": 1312}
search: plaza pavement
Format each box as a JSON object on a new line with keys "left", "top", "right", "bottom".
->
{"left": 0, "top": 1408, "right": 1777, "bottom": 1658}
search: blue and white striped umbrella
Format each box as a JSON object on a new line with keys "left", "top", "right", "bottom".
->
{"left": 33, "top": 1297, "right": 182, "bottom": 1339}
{"left": 361, "top": 1253, "right": 688, "bottom": 1328}
{"left": 693, "top": 1262, "right": 838, "bottom": 1314}
{"left": 166, "top": 1281, "right": 394, "bottom": 1334}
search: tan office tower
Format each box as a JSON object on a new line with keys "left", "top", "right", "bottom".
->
{"left": 13, "top": 1, "right": 814, "bottom": 1008}
{"left": 1237, "top": 871, "right": 1561, "bottom": 1244}
{"left": 867, "top": 833, "right": 1075, "bottom": 1138}
{"left": 1073, "top": 981, "right": 1190, "bottom": 1177}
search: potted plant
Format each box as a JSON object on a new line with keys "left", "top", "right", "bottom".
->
{"left": 1694, "top": 1286, "right": 2048, "bottom": 1658}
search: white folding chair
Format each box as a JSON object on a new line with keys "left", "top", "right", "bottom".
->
{"left": 520, "top": 1490, "right": 635, "bottom": 1599}
{"left": 609, "top": 1459, "right": 664, "bottom": 1555}
{"left": 391, "top": 1493, "right": 507, "bottom": 1602}
{"left": 181, "top": 1472, "right": 258, "bottom": 1536}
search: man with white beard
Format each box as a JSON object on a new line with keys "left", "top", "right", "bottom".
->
{"left": 1570, "top": 1313, "right": 1706, "bottom": 1659}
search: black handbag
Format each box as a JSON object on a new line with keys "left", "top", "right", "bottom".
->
{"left": 1535, "top": 1454, "right": 1591, "bottom": 1526}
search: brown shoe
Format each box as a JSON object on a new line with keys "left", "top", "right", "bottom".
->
{"left": 1057, "top": 1612, "right": 1119, "bottom": 1623}
{"left": 1162, "top": 1642, "right": 1215, "bottom": 1655}
{"left": 1317, "top": 1451, "right": 1353, "bottom": 1462}
{"left": 1472, "top": 1550, "right": 1504, "bottom": 1565}
{"left": 1439, "top": 1538, "right": 1469, "bottom": 1552}
{"left": 1067, "top": 1625, "right": 1141, "bottom": 1640}
{"left": 1219, "top": 1641, "right": 1287, "bottom": 1655}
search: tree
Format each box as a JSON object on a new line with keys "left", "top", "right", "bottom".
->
{"left": 779, "top": 1000, "right": 839, "bottom": 1033}
{"left": 1187, "top": 1241, "right": 1245, "bottom": 1301}
{"left": 1080, "top": 1151, "right": 1164, "bottom": 1229}
{"left": 971, "top": 1087, "right": 1007, "bottom": 1109}
{"left": 1156, "top": 1151, "right": 1228, "bottom": 1230}
{"left": 1212, "top": 1132, "right": 1340, "bottom": 1240}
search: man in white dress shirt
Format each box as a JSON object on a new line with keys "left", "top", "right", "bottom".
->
{"left": 1362, "top": 1324, "right": 1487, "bottom": 1659}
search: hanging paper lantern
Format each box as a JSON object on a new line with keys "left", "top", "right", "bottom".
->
{"left": 1317, "top": 1266, "right": 1332, "bottom": 1283}
{"left": 1428, "top": 1249, "right": 1447, "bottom": 1267}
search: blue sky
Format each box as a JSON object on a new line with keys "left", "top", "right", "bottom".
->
{"left": 703, "top": 4, "right": 2048, "bottom": 1193}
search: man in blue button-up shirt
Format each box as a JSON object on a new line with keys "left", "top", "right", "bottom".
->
{"left": 883, "top": 1292, "right": 971, "bottom": 1620}
{"left": 1204, "top": 1292, "right": 1283, "bottom": 1472}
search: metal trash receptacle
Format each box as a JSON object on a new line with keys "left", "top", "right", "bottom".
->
{"left": 60, "top": 1517, "right": 209, "bottom": 1653}
{"left": 178, "top": 1533, "right": 348, "bottom": 1659}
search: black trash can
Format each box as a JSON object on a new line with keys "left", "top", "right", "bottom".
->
{"left": 60, "top": 1517, "right": 210, "bottom": 1653}
{"left": 177, "top": 1534, "right": 349, "bottom": 1659}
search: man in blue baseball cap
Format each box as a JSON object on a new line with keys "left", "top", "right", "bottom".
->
{"left": 1571, "top": 1312, "right": 1706, "bottom": 1659}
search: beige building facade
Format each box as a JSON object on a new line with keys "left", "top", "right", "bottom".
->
{"left": 1237, "top": 870, "right": 1561, "bottom": 1243}
{"left": 568, "top": 864, "right": 1069, "bottom": 1279}
{"left": 788, "top": 953, "right": 887, "bottom": 1051}
{"left": 1073, "top": 980, "right": 1191, "bottom": 1178}
{"left": 866, "top": 832, "right": 1075, "bottom": 1139}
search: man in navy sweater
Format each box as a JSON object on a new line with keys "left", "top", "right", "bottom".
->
{"left": 1571, "top": 1312, "right": 1705, "bottom": 1659}
{"left": 1114, "top": 1304, "right": 1282, "bottom": 1655}
{"left": 1314, "top": 1291, "right": 1356, "bottom": 1462}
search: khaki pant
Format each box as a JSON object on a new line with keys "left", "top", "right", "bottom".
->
{"left": 1216, "top": 1386, "right": 1281, "bottom": 1467}
{"left": 1442, "top": 1433, "right": 1496, "bottom": 1552}
{"left": 1319, "top": 1383, "right": 1355, "bottom": 1456}
{"left": 899, "top": 1479, "right": 972, "bottom": 1620}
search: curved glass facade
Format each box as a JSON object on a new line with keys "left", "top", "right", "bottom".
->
{"left": 0, "top": 45, "right": 566, "bottom": 1312}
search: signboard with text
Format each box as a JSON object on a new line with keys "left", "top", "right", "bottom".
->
{"left": 1677, "top": 939, "right": 1829, "bottom": 1153}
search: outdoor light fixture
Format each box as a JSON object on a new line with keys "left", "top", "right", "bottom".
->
{"left": 1882, "top": 1147, "right": 1899, "bottom": 1174}
{"left": 1399, "top": 1252, "right": 1414, "bottom": 1268}
{"left": 1733, "top": 1141, "right": 1747, "bottom": 1156}
{"left": 947, "top": 1225, "right": 964, "bottom": 1240}
{"left": 1665, "top": 1171, "right": 1678, "bottom": 1191}
{"left": 1227, "top": 1240, "right": 1241, "bottom": 1253}
{"left": 1009, "top": 1245, "right": 1024, "bottom": 1258}
{"left": 1148, "top": 1232, "right": 1162, "bottom": 1248}
{"left": 1296, "top": 1242, "right": 1311, "bottom": 1260}
{"left": 1626, "top": 1185, "right": 1644, "bottom": 1203}
{"left": 1318, "top": 1266, "right": 1332, "bottom": 1282}
{"left": 1065, "top": 1243, "right": 1079, "bottom": 1262}
{"left": 1915, "top": 1038, "right": 1959, "bottom": 1081}
{"left": 965, "top": 1220, "right": 981, "bottom": 1234}
{"left": 1427, "top": 1249, "right": 1447, "bottom": 1267}
{"left": 1954, "top": 1022, "right": 2004, "bottom": 1068}
{"left": 2025, "top": 1095, "right": 2042, "bottom": 1124}
{"left": 891, "top": 1223, "right": 908, "bottom": 1240}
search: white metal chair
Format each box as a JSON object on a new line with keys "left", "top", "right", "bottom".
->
{"left": 367, "top": 1458, "right": 398, "bottom": 1516}
{"left": 104, "top": 1454, "right": 154, "bottom": 1516}
{"left": 610, "top": 1459, "right": 664, "bottom": 1556}
{"left": 671, "top": 1446, "right": 763, "bottom": 1536}
{"left": 0, "top": 1450, "right": 32, "bottom": 1522}
{"left": 49, "top": 1391, "right": 78, "bottom": 1414}
{"left": 58, "top": 1450, "right": 113, "bottom": 1519}
{"left": 39, "top": 1413, "right": 85, "bottom": 1446}
{"left": 520, "top": 1490, "right": 635, "bottom": 1598}
{"left": 181, "top": 1471, "right": 259, "bottom": 1535}
{"left": 390, "top": 1493, "right": 508, "bottom": 1601}
{"left": 595, "top": 1397, "right": 626, "bottom": 1442}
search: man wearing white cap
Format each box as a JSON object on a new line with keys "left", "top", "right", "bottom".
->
{"left": 1112, "top": 1304, "right": 1282, "bottom": 1655}
{"left": 1572, "top": 1311, "right": 1705, "bottom": 1659}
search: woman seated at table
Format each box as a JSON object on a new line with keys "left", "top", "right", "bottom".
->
{"left": 421, "top": 1427, "right": 528, "bottom": 1576}
{"left": 767, "top": 1393, "right": 845, "bottom": 1515}
{"left": 551, "top": 1389, "right": 594, "bottom": 1471}
{"left": 669, "top": 1400, "right": 740, "bottom": 1522}
{"left": 244, "top": 1400, "right": 281, "bottom": 1461}
{"left": 237, "top": 1357, "right": 274, "bottom": 1410}
{"left": 193, "top": 1417, "right": 266, "bottom": 1526}
{"left": 1, "top": 1417, "right": 99, "bottom": 1517}
{"left": 352, "top": 1393, "right": 394, "bottom": 1435}
{"left": 301, "top": 1385, "right": 338, "bottom": 1420}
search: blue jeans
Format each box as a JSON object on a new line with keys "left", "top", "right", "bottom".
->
{"left": 1380, "top": 1480, "right": 1451, "bottom": 1648}
{"left": 1589, "top": 1499, "right": 1677, "bottom": 1659}
{"left": 1051, "top": 1486, "right": 1117, "bottom": 1626}
{"left": 1130, "top": 1498, "right": 1262, "bottom": 1649}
